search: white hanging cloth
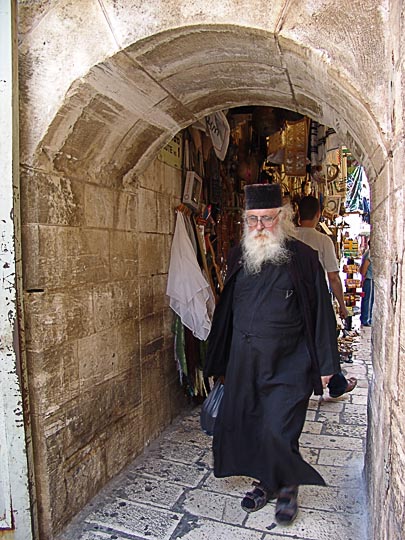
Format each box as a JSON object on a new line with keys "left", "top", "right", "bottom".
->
{"left": 166, "top": 212, "right": 214, "bottom": 341}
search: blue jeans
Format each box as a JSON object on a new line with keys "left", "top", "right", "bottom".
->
{"left": 360, "top": 278, "right": 374, "bottom": 325}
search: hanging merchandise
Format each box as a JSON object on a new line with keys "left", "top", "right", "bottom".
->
{"left": 166, "top": 211, "right": 215, "bottom": 341}
{"left": 172, "top": 315, "right": 187, "bottom": 385}
{"left": 346, "top": 165, "right": 365, "bottom": 212}
{"left": 206, "top": 147, "right": 222, "bottom": 205}
{"left": 167, "top": 107, "right": 371, "bottom": 400}
{"left": 172, "top": 314, "right": 209, "bottom": 397}
{"left": 182, "top": 171, "right": 203, "bottom": 211}
{"left": 284, "top": 118, "right": 310, "bottom": 177}
{"left": 310, "top": 120, "right": 319, "bottom": 167}
{"left": 205, "top": 110, "right": 230, "bottom": 161}
{"left": 188, "top": 127, "right": 205, "bottom": 177}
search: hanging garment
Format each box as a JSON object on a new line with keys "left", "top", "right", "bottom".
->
{"left": 346, "top": 166, "right": 364, "bottom": 212}
{"left": 166, "top": 212, "right": 215, "bottom": 341}
{"left": 172, "top": 314, "right": 187, "bottom": 384}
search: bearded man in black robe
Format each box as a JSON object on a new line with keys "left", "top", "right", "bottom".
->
{"left": 204, "top": 183, "right": 341, "bottom": 525}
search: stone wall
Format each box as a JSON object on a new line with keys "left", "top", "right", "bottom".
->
{"left": 16, "top": 1, "right": 405, "bottom": 539}
{"left": 20, "top": 155, "right": 186, "bottom": 537}
{"left": 364, "top": 3, "right": 405, "bottom": 538}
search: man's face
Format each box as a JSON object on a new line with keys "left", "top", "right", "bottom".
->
{"left": 245, "top": 208, "right": 282, "bottom": 241}
{"left": 242, "top": 206, "right": 291, "bottom": 272}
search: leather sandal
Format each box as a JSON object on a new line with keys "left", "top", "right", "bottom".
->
{"left": 241, "top": 481, "right": 275, "bottom": 513}
{"left": 275, "top": 485, "right": 298, "bottom": 524}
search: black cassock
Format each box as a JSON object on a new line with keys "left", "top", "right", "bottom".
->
{"left": 213, "top": 262, "right": 325, "bottom": 490}
{"left": 206, "top": 240, "right": 340, "bottom": 491}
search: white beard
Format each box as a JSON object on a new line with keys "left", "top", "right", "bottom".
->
{"left": 241, "top": 219, "right": 292, "bottom": 274}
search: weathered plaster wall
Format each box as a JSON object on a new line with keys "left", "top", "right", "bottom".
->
{"left": 17, "top": 1, "right": 404, "bottom": 539}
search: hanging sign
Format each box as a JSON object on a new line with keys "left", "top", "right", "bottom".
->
{"left": 205, "top": 111, "right": 230, "bottom": 161}
{"left": 157, "top": 133, "right": 183, "bottom": 169}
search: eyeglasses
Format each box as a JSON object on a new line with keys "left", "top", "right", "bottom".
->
{"left": 245, "top": 210, "right": 282, "bottom": 228}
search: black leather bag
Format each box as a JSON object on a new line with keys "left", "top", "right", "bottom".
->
{"left": 200, "top": 379, "right": 224, "bottom": 436}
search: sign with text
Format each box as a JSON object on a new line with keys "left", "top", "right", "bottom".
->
{"left": 158, "top": 133, "right": 183, "bottom": 169}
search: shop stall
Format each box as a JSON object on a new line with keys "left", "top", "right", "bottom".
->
{"left": 166, "top": 106, "right": 370, "bottom": 397}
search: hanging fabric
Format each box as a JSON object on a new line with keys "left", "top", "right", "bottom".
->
{"left": 166, "top": 211, "right": 215, "bottom": 341}
{"left": 345, "top": 166, "right": 364, "bottom": 212}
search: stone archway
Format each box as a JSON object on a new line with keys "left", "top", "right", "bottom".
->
{"left": 21, "top": 22, "right": 386, "bottom": 182}
{"left": 17, "top": 3, "right": 404, "bottom": 539}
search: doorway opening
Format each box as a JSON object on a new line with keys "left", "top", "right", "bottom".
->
{"left": 167, "top": 105, "right": 372, "bottom": 397}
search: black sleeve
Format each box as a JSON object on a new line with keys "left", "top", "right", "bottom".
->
{"left": 314, "top": 263, "right": 341, "bottom": 376}
{"left": 203, "top": 276, "right": 235, "bottom": 378}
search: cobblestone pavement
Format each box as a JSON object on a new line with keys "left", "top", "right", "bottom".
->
{"left": 58, "top": 325, "right": 371, "bottom": 540}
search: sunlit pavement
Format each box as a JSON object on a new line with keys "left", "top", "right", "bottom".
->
{"left": 58, "top": 324, "right": 371, "bottom": 540}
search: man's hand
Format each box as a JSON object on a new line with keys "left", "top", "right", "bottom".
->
{"left": 327, "top": 271, "right": 350, "bottom": 321}
{"left": 339, "top": 304, "right": 349, "bottom": 319}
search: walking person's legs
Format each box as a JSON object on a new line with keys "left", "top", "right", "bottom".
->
{"left": 360, "top": 279, "right": 372, "bottom": 326}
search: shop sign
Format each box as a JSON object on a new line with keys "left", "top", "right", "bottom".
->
{"left": 158, "top": 133, "right": 183, "bottom": 169}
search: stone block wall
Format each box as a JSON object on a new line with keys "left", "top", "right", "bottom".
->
{"left": 20, "top": 156, "right": 186, "bottom": 537}
{"left": 16, "top": 2, "right": 405, "bottom": 538}
{"left": 365, "top": 154, "right": 405, "bottom": 540}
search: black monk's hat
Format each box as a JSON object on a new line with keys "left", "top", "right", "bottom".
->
{"left": 244, "top": 183, "right": 282, "bottom": 210}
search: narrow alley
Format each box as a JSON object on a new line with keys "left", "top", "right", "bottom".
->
{"left": 2, "top": 3, "right": 403, "bottom": 539}
{"left": 58, "top": 326, "right": 371, "bottom": 540}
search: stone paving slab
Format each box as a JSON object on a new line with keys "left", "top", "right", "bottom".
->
{"left": 341, "top": 411, "right": 368, "bottom": 426}
{"left": 341, "top": 403, "right": 368, "bottom": 414}
{"left": 351, "top": 395, "right": 368, "bottom": 405}
{"left": 299, "top": 433, "right": 363, "bottom": 451}
{"left": 110, "top": 475, "right": 185, "bottom": 509}
{"left": 300, "top": 447, "right": 320, "bottom": 465}
{"left": 299, "top": 485, "right": 364, "bottom": 513}
{"left": 321, "top": 420, "right": 367, "bottom": 438}
{"left": 318, "top": 449, "right": 365, "bottom": 467}
{"left": 315, "top": 463, "right": 364, "bottom": 487}
{"left": 201, "top": 473, "right": 253, "bottom": 497}
{"left": 181, "top": 488, "right": 246, "bottom": 525}
{"left": 173, "top": 519, "right": 264, "bottom": 540}
{"left": 302, "top": 421, "right": 323, "bottom": 434}
{"left": 72, "top": 530, "right": 138, "bottom": 540}
{"left": 305, "top": 410, "right": 316, "bottom": 421}
{"left": 199, "top": 447, "right": 213, "bottom": 468}
{"left": 310, "top": 400, "right": 345, "bottom": 412}
{"left": 316, "top": 409, "right": 342, "bottom": 423}
{"left": 162, "top": 427, "right": 210, "bottom": 447}
{"left": 352, "top": 386, "right": 368, "bottom": 395}
{"left": 148, "top": 440, "right": 206, "bottom": 464}
{"left": 58, "top": 322, "right": 370, "bottom": 540}
{"left": 85, "top": 499, "right": 182, "bottom": 540}
{"left": 127, "top": 457, "right": 208, "bottom": 487}
{"left": 246, "top": 504, "right": 365, "bottom": 540}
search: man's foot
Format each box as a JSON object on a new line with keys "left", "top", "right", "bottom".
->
{"left": 275, "top": 485, "right": 298, "bottom": 525}
{"left": 329, "top": 376, "right": 357, "bottom": 398}
{"left": 344, "top": 377, "right": 357, "bottom": 394}
{"left": 241, "top": 481, "right": 276, "bottom": 513}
